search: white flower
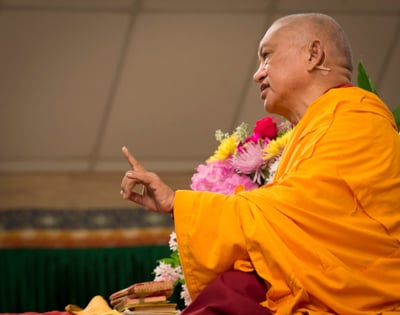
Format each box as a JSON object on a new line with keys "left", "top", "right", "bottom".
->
{"left": 169, "top": 231, "right": 178, "bottom": 252}
{"left": 153, "top": 262, "right": 182, "bottom": 283}
{"left": 180, "top": 283, "right": 192, "bottom": 306}
{"left": 266, "top": 156, "right": 281, "bottom": 183}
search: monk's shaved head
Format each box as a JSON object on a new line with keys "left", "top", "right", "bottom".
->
{"left": 271, "top": 13, "right": 353, "bottom": 72}
{"left": 254, "top": 13, "right": 354, "bottom": 123}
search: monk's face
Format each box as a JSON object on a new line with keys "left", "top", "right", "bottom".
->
{"left": 253, "top": 20, "right": 309, "bottom": 119}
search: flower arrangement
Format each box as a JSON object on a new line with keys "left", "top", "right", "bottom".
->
{"left": 152, "top": 62, "right": 400, "bottom": 308}
{"left": 153, "top": 230, "right": 190, "bottom": 305}
{"left": 153, "top": 115, "right": 293, "bottom": 306}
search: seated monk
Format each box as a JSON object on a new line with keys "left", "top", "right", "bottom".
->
{"left": 119, "top": 13, "right": 400, "bottom": 314}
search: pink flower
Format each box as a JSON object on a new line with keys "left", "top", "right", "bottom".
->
{"left": 232, "top": 142, "right": 266, "bottom": 184}
{"left": 190, "top": 160, "right": 258, "bottom": 194}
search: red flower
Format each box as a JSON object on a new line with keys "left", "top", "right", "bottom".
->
{"left": 253, "top": 116, "right": 278, "bottom": 140}
{"left": 238, "top": 116, "right": 279, "bottom": 151}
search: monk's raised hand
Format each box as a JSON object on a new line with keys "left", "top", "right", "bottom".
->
{"left": 120, "top": 146, "right": 175, "bottom": 214}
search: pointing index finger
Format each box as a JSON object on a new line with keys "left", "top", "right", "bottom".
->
{"left": 122, "top": 146, "right": 142, "bottom": 170}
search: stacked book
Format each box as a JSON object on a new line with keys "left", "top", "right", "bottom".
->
{"left": 109, "top": 280, "right": 178, "bottom": 314}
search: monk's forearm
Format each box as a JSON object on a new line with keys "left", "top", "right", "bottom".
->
{"left": 174, "top": 190, "right": 250, "bottom": 298}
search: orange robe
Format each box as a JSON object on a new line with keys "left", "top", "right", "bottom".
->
{"left": 174, "top": 87, "right": 400, "bottom": 314}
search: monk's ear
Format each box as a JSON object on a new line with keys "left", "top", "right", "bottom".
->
{"left": 307, "top": 40, "right": 328, "bottom": 72}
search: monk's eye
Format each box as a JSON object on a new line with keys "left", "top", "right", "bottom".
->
{"left": 262, "top": 53, "right": 270, "bottom": 66}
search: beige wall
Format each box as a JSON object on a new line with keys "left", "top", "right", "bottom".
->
{"left": 1, "top": 1, "right": 399, "bottom": 177}
{"left": 0, "top": 171, "right": 192, "bottom": 209}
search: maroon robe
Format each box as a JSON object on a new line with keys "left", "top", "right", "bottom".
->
{"left": 182, "top": 271, "right": 271, "bottom": 315}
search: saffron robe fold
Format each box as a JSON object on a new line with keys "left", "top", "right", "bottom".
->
{"left": 174, "top": 87, "right": 400, "bottom": 315}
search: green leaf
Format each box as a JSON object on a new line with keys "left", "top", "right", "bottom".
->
{"left": 157, "top": 251, "right": 181, "bottom": 267}
{"left": 392, "top": 105, "right": 400, "bottom": 130}
{"left": 357, "top": 62, "right": 399, "bottom": 130}
{"left": 357, "top": 62, "right": 377, "bottom": 94}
